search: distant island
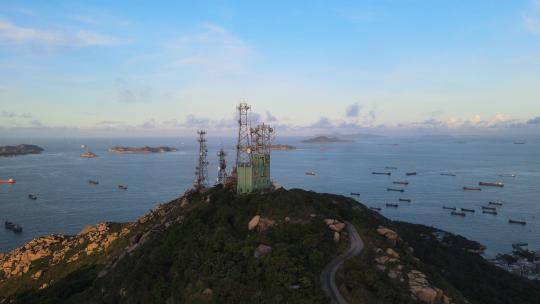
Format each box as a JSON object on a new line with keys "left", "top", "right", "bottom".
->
{"left": 80, "top": 151, "right": 98, "bottom": 158}
{"left": 270, "top": 144, "right": 296, "bottom": 151}
{"left": 109, "top": 146, "right": 178, "bottom": 154}
{"left": 300, "top": 135, "right": 353, "bottom": 143}
{"left": 0, "top": 144, "right": 44, "bottom": 157}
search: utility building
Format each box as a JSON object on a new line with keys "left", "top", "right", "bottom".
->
{"left": 235, "top": 103, "right": 274, "bottom": 194}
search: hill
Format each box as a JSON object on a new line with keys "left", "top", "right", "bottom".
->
{"left": 1, "top": 187, "right": 539, "bottom": 303}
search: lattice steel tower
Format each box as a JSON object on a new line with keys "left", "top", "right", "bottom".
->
{"left": 216, "top": 148, "right": 227, "bottom": 185}
{"left": 236, "top": 103, "right": 251, "bottom": 167}
{"left": 194, "top": 130, "right": 209, "bottom": 189}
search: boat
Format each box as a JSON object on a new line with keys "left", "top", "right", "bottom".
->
{"left": 305, "top": 171, "right": 316, "bottom": 176}
{"left": 440, "top": 173, "right": 456, "bottom": 176}
{"left": 387, "top": 188, "right": 404, "bottom": 193}
{"left": 482, "top": 210, "right": 497, "bottom": 215}
{"left": 479, "top": 182, "right": 504, "bottom": 187}
{"left": 81, "top": 144, "right": 87, "bottom": 148}
{"left": 406, "top": 172, "right": 417, "bottom": 176}
{"left": 118, "top": 184, "right": 128, "bottom": 190}
{"left": 482, "top": 206, "right": 496, "bottom": 211}
{"left": 81, "top": 151, "right": 98, "bottom": 158}
{"left": 461, "top": 208, "right": 475, "bottom": 213}
{"left": 350, "top": 192, "right": 360, "bottom": 196}
{"left": 393, "top": 181, "right": 409, "bottom": 185}
{"left": 370, "top": 207, "right": 382, "bottom": 211}
{"left": 0, "top": 178, "right": 16, "bottom": 184}
{"left": 508, "top": 219, "right": 526, "bottom": 225}
{"left": 5, "top": 221, "right": 22, "bottom": 233}
{"left": 443, "top": 206, "right": 456, "bottom": 210}
{"left": 385, "top": 166, "right": 398, "bottom": 170}
{"left": 489, "top": 201, "right": 503, "bottom": 206}
{"left": 514, "top": 142, "right": 525, "bottom": 145}
{"left": 88, "top": 180, "right": 99, "bottom": 185}
{"left": 372, "top": 172, "right": 391, "bottom": 176}
{"left": 398, "top": 198, "right": 411, "bottom": 202}
{"left": 463, "top": 187, "right": 481, "bottom": 191}
{"left": 28, "top": 194, "right": 38, "bottom": 200}
{"left": 451, "top": 211, "right": 466, "bottom": 216}
{"left": 498, "top": 174, "right": 516, "bottom": 178}
{"left": 386, "top": 203, "right": 398, "bottom": 208}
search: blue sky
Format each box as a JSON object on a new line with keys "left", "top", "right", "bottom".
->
{"left": 1, "top": 0, "right": 540, "bottom": 137}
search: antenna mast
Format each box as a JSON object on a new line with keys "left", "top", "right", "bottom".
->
{"left": 236, "top": 103, "right": 251, "bottom": 167}
{"left": 216, "top": 148, "right": 227, "bottom": 185}
{"left": 194, "top": 130, "right": 209, "bottom": 189}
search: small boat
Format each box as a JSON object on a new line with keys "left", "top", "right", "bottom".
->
{"left": 370, "top": 207, "right": 382, "bottom": 211}
{"left": 498, "top": 174, "right": 516, "bottom": 178}
{"left": 385, "top": 166, "right": 398, "bottom": 170}
{"left": 305, "top": 171, "right": 316, "bottom": 176}
{"left": 443, "top": 206, "right": 456, "bottom": 210}
{"left": 508, "top": 219, "right": 526, "bottom": 225}
{"left": 118, "top": 184, "right": 128, "bottom": 190}
{"left": 28, "top": 194, "right": 38, "bottom": 200}
{"left": 461, "top": 208, "right": 475, "bottom": 213}
{"left": 81, "top": 144, "right": 87, "bottom": 148}
{"left": 88, "top": 180, "right": 99, "bottom": 185}
{"left": 0, "top": 178, "right": 16, "bottom": 184}
{"left": 451, "top": 211, "right": 466, "bottom": 217}
{"left": 387, "top": 188, "right": 404, "bottom": 193}
{"left": 406, "top": 172, "right": 417, "bottom": 176}
{"left": 440, "top": 173, "right": 456, "bottom": 177}
{"left": 463, "top": 187, "right": 481, "bottom": 191}
{"left": 489, "top": 201, "right": 503, "bottom": 206}
{"left": 482, "top": 210, "right": 497, "bottom": 215}
{"left": 482, "top": 206, "right": 496, "bottom": 211}
{"left": 5, "top": 221, "right": 22, "bottom": 233}
{"left": 350, "top": 192, "right": 360, "bottom": 196}
{"left": 386, "top": 203, "right": 398, "bottom": 208}
{"left": 479, "top": 182, "right": 504, "bottom": 187}
{"left": 372, "top": 172, "right": 391, "bottom": 176}
{"left": 398, "top": 198, "right": 411, "bottom": 202}
{"left": 393, "top": 181, "right": 409, "bottom": 185}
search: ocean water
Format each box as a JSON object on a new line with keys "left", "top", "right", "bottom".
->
{"left": 1, "top": 137, "right": 539, "bottom": 257}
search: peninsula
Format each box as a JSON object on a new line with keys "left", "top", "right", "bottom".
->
{"left": 300, "top": 135, "right": 353, "bottom": 144}
{"left": 0, "top": 144, "right": 44, "bottom": 157}
{"left": 109, "top": 146, "right": 178, "bottom": 154}
{"left": 1, "top": 186, "right": 538, "bottom": 304}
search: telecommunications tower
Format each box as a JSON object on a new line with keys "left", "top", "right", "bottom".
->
{"left": 216, "top": 148, "right": 228, "bottom": 185}
{"left": 194, "top": 130, "right": 209, "bottom": 189}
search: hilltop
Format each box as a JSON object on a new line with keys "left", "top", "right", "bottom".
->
{"left": 1, "top": 187, "right": 539, "bottom": 304}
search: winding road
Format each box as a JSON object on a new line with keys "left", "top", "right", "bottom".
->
{"left": 320, "top": 221, "right": 364, "bottom": 304}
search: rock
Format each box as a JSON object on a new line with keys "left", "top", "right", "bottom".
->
{"left": 415, "top": 287, "right": 438, "bottom": 304}
{"left": 202, "top": 288, "right": 214, "bottom": 296}
{"left": 329, "top": 222, "right": 346, "bottom": 233}
{"left": 443, "top": 295, "right": 452, "bottom": 304}
{"left": 32, "top": 270, "right": 43, "bottom": 280}
{"left": 324, "top": 218, "right": 337, "bottom": 225}
{"left": 248, "top": 215, "right": 261, "bottom": 231}
{"left": 96, "top": 223, "right": 108, "bottom": 233}
{"left": 333, "top": 232, "right": 340, "bottom": 242}
{"left": 375, "top": 256, "right": 389, "bottom": 265}
{"left": 85, "top": 242, "right": 99, "bottom": 255}
{"left": 377, "top": 226, "right": 398, "bottom": 240}
{"left": 180, "top": 198, "right": 189, "bottom": 208}
{"left": 257, "top": 218, "right": 275, "bottom": 231}
{"left": 254, "top": 244, "right": 273, "bottom": 258}
{"left": 386, "top": 248, "right": 400, "bottom": 258}
{"left": 39, "top": 283, "right": 48, "bottom": 290}
{"left": 309, "top": 213, "right": 316, "bottom": 218}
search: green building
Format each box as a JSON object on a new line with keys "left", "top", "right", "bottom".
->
{"left": 236, "top": 153, "right": 271, "bottom": 194}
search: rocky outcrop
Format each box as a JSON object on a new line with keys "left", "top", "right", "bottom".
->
{"left": 377, "top": 226, "right": 398, "bottom": 241}
{"left": 324, "top": 219, "right": 346, "bottom": 242}
{"left": 247, "top": 215, "right": 275, "bottom": 232}
{"left": 248, "top": 215, "right": 261, "bottom": 231}
{"left": 407, "top": 270, "right": 453, "bottom": 304}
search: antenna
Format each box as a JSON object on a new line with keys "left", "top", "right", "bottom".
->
{"left": 236, "top": 103, "right": 251, "bottom": 168}
{"left": 194, "top": 130, "right": 209, "bottom": 189}
{"left": 216, "top": 147, "right": 227, "bottom": 185}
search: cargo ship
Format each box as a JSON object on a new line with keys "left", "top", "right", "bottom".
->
{"left": 386, "top": 203, "right": 398, "bottom": 208}
{"left": 481, "top": 206, "right": 496, "bottom": 211}
{"left": 463, "top": 187, "right": 481, "bottom": 191}
{"left": 5, "top": 221, "right": 22, "bottom": 233}
{"left": 498, "top": 174, "right": 516, "bottom": 178}
{"left": 406, "top": 172, "right": 417, "bottom": 176}
{"left": 393, "top": 181, "right": 409, "bottom": 185}
{"left": 489, "top": 201, "right": 503, "bottom": 206}
{"left": 387, "top": 188, "right": 404, "bottom": 193}
{"left": 398, "top": 198, "right": 411, "bottom": 202}
{"left": 0, "top": 178, "right": 16, "bottom": 184}
{"left": 479, "top": 182, "right": 504, "bottom": 187}
{"left": 350, "top": 192, "right": 360, "bottom": 196}
{"left": 443, "top": 206, "right": 456, "bottom": 210}
{"left": 508, "top": 219, "right": 526, "bottom": 225}
{"left": 483, "top": 210, "right": 497, "bottom": 215}
{"left": 385, "top": 166, "right": 398, "bottom": 170}
{"left": 440, "top": 173, "right": 456, "bottom": 176}
{"left": 451, "top": 211, "right": 466, "bottom": 216}
{"left": 305, "top": 171, "right": 316, "bottom": 176}
{"left": 372, "top": 172, "right": 391, "bottom": 176}
{"left": 88, "top": 180, "right": 99, "bottom": 185}
{"left": 461, "top": 208, "right": 475, "bottom": 213}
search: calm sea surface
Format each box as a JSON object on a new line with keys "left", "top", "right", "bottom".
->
{"left": 1, "top": 137, "right": 539, "bottom": 257}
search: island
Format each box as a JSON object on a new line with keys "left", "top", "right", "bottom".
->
{"left": 300, "top": 135, "right": 354, "bottom": 143}
{"left": 109, "top": 146, "right": 178, "bottom": 154}
{"left": 80, "top": 151, "right": 98, "bottom": 158}
{"left": 270, "top": 144, "right": 296, "bottom": 151}
{"left": 0, "top": 144, "right": 44, "bottom": 157}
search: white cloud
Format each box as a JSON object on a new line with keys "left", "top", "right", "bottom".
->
{"left": 523, "top": 0, "right": 540, "bottom": 35}
{"left": 167, "top": 23, "right": 254, "bottom": 75}
{"left": 0, "top": 18, "right": 124, "bottom": 48}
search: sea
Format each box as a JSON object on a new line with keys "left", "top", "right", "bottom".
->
{"left": 1, "top": 136, "right": 539, "bottom": 257}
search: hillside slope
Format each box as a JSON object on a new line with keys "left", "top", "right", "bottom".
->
{"left": 1, "top": 186, "right": 538, "bottom": 303}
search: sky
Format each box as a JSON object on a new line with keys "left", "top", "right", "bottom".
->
{"left": 1, "top": 0, "right": 540, "bottom": 138}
